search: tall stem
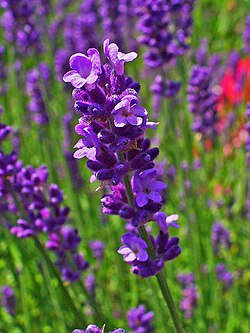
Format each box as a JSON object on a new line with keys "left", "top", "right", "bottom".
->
{"left": 34, "top": 237, "right": 85, "bottom": 326}
{"left": 123, "top": 173, "right": 184, "bottom": 333}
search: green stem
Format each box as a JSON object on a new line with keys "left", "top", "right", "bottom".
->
{"left": 122, "top": 174, "right": 184, "bottom": 333}
{"left": 34, "top": 237, "right": 85, "bottom": 326}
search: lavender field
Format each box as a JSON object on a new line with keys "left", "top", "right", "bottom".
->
{"left": 0, "top": 1, "right": 250, "bottom": 332}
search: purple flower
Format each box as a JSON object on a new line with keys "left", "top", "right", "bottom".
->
{"left": 103, "top": 38, "right": 137, "bottom": 75}
{"left": 89, "top": 240, "right": 105, "bottom": 260}
{"left": 112, "top": 95, "right": 148, "bottom": 127}
{"left": 118, "top": 233, "right": 148, "bottom": 262}
{"left": 133, "top": 169, "right": 166, "bottom": 207}
{"left": 178, "top": 273, "right": 198, "bottom": 318}
{"left": 211, "top": 222, "right": 230, "bottom": 254}
{"left": 127, "top": 304, "right": 154, "bottom": 333}
{"left": 216, "top": 263, "right": 233, "bottom": 290}
{"left": 1, "top": 285, "right": 16, "bottom": 316}
{"left": 154, "top": 212, "right": 179, "bottom": 234}
{"left": 73, "top": 127, "right": 99, "bottom": 160}
{"left": 63, "top": 49, "right": 102, "bottom": 90}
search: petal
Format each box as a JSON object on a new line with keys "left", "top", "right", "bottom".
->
{"left": 87, "top": 48, "right": 102, "bottom": 73}
{"left": 86, "top": 147, "right": 96, "bottom": 160}
{"left": 118, "top": 245, "right": 131, "bottom": 255}
{"left": 114, "top": 114, "right": 127, "bottom": 127}
{"left": 150, "top": 181, "right": 167, "bottom": 191}
{"left": 114, "top": 100, "right": 128, "bottom": 110}
{"left": 124, "top": 252, "right": 137, "bottom": 262}
{"left": 69, "top": 53, "right": 92, "bottom": 78}
{"left": 108, "top": 43, "right": 119, "bottom": 65}
{"left": 137, "top": 249, "right": 148, "bottom": 262}
{"left": 86, "top": 73, "right": 98, "bottom": 84}
{"left": 147, "top": 191, "right": 162, "bottom": 202}
{"left": 63, "top": 70, "right": 79, "bottom": 82}
{"left": 103, "top": 38, "right": 110, "bottom": 57}
{"left": 127, "top": 115, "right": 143, "bottom": 126}
{"left": 73, "top": 147, "right": 88, "bottom": 159}
{"left": 146, "top": 121, "right": 159, "bottom": 130}
{"left": 166, "top": 214, "right": 179, "bottom": 223}
{"left": 73, "top": 138, "right": 84, "bottom": 149}
{"left": 118, "top": 51, "right": 138, "bottom": 62}
{"left": 132, "top": 105, "right": 148, "bottom": 116}
{"left": 136, "top": 192, "right": 148, "bottom": 207}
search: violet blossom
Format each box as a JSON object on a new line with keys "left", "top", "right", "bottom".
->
{"left": 62, "top": 39, "right": 181, "bottom": 277}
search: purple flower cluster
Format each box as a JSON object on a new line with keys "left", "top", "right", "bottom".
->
{"left": 0, "top": 0, "right": 45, "bottom": 54}
{"left": 211, "top": 222, "right": 231, "bottom": 254}
{"left": 136, "top": 0, "right": 196, "bottom": 69}
{"left": 62, "top": 39, "right": 181, "bottom": 277}
{"left": 1, "top": 285, "right": 16, "bottom": 316}
{"left": 0, "top": 112, "right": 89, "bottom": 282}
{"left": 127, "top": 304, "right": 154, "bottom": 333}
{"left": 26, "top": 62, "right": 50, "bottom": 125}
{"left": 72, "top": 325, "right": 125, "bottom": 333}
{"left": 151, "top": 75, "right": 181, "bottom": 115}
{"left": 187, "top": 63, "right": 218, "bottom": 139}
{"left": 216, "top": 264, "right": 234, "bottom": 290}
{"left": 178, "top": 273, "right": 198, "bottom": 319}
{"left": 244, "top": 16, "right": 250, "bottom": 53}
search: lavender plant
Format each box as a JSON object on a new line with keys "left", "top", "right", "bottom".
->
{"left": 63, "top": 39, "right": 183, "bottom": 332}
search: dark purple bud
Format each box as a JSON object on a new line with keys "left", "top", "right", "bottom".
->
{"left": 86, "top": 160, "right": 103, "bottom": 172}
{"left": 119, "top": 205, "right": 135, "bottom": 219}
{"left": 110, "top": 137, "right": 130, "bottom": 153}
{"left": 96, "top": 168, "right": 114, "bottom": 181}
{"left": 163, "top": 245, "right": 182, "bottom": 261}
{"left": 97, "top": 129, "right": 115, "bottom": 144}
{"left": 147, "top": 147, "right": 159, "bottom": 160}
{"left": 131, "top": 153, "right": 151, "bottom": 170}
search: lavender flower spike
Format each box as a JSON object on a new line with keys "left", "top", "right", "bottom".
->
{"left": 118, "top": 233, "right": 148, "bottom": 262}
{"left": 103, "top": 38, "right": 137, "bottom": 75}
{"left": 63, "top": 49, "right": 102, "bottom": 90}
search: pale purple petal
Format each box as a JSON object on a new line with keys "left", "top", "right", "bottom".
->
{"left": 146, "top": 121, "right": 159, "bottom": 130}
{"left": 87, "top": 48, "right": 102, "bottom": 74}
{"left": 73, "top": 138, "right": 84, "bottom": 149}
{"left": 108, "top": 43, "right": 119, "bottom": 65}
{"left": 69, "top": 53, "right": 92, "bottom": 78}
{"left": 103, "top": 38, "right": 110, "bottom": 57}
{"left": 118, "top": 245, "right": 130, "bottom": 255}
{"left": 86, "top": 73, "right": 98, "bottom": 85}
{"left": 86, "top": 147, "right": 96, "bottom": 160}
{"left": 118, "top": 51, "right": 138, "bottom": 62}
{"left": 73, "top": 147, "right": 89, "bottom": 159}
